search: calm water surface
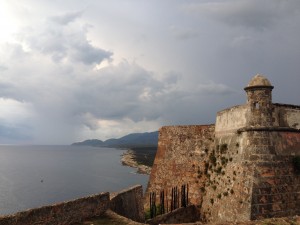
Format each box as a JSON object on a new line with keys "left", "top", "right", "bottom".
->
{"left": 0, "top": 145, "right": 148, "bottom": 216}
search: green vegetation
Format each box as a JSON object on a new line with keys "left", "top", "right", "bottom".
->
{"left": 144, "top": 204, "right": 163, "bottom": 220}
{"left": 221, "top": 157, "right": 228, "bottom": 165}
{"left": 209, "top": 153, "right": 217, "bottom": 166}
{"left": 215, "top": 166, "right": 222, "bottom": 174}
{"left": 220, "top": 144, "right": 228, "bottom": 154}
{"left": 130, "top": 147, "right": 157, "bottom": 167}
{"left": 292, "top": 156, "right": 300, "bottom": 174}
{"left": 144, "top": 208, "right": 151, "bottom": 220}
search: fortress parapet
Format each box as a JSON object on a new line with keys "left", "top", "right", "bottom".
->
{"left": 146, "top": 74, "right": 300, "bottom": 223}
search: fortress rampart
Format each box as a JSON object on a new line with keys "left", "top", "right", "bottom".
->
{"left": 145, "top": 74, "right": 300, "bottom": 223}
{"left": 0, "top": 185, "right": 144, "bottom": 225}
{"left": 145, "top": 125, "right": 214, "bottom": 209}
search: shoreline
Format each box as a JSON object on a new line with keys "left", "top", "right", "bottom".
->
{"left": 121, "top": 149, "right": 152, "bottom": 175}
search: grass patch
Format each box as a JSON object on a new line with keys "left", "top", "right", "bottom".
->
{"left": 293, "top": 156, "right": 300, "bottom": 174}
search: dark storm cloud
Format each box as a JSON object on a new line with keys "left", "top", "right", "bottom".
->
{"left": 0, "top": 82, "right": 13, "bottom": 98}
{"left": 170, "top": 26, "right": 198, "bottom": 40}
{"left": 185, "top": 0, "right": 300, "bottom": 30}
{"left": 69, "top": 39, "right": 112, "bottom": 65}
{"left": 1, "top": 1, "right": 299, "bottom": 144}
{"left": 72, "top": 62, "right": 168, "bottom": 122}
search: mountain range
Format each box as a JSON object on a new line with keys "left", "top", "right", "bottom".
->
{"left": 71, "top": 131, "right": 158, "bottom": 148}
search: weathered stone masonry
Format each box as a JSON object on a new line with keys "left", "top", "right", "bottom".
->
{"left": 0, "top": 185, "right": 144, "bottom": 225}
{"left": 145, "top": 125, "right": 215, "bottom": 209}
{"left": 146, "top": 74, "right": 300, "bottom": 223}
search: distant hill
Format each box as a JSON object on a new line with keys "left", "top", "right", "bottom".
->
{"left": 72, "top": 131, "right": 158, "bottom": 148}
{"left": 72, "top": 139, "right": 104, "bottom": 147}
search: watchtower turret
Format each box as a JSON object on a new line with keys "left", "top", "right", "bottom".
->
{"left": 244, "top": 74, "right": 274, "bottom": 127}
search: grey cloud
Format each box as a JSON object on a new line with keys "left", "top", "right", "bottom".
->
{"left": 170, "top": 26, "right": 198, "bottom": 40}
{"left": 70, "top": 62, "right": 235, "bottom": 127}
{"left": 1, "top": 43, "right": 27, "bottom": 61}
{"left": 69, "top": 39, "right": 112, "bottom": 65}
{"left": 0, "top": 37, "right": 238, "bottom": 143}
{"left": 21, "top": 14, "right": 112, "bottom": 65}
{"left": 0, "top": 82, "right": 14, "bottom": 98}
{"left": 0, "top": 65, "right": 8, "bottom": 71}
{"left": 72, "top": 62, "right": 164, "bottom": 121}
{"left": 196, "top": 82, "right": 236, "bottom": 95}
{"left": 50, "top": 11, "right": 83, "bottom": 25}
{"left": 3, "top": 1, "right": 299, "bottom": 144}
{"left": 184, "top": 0, "right": 300, "bottom": 30}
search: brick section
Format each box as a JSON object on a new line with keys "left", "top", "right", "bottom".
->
{"left": 0, "top": 192, "right": 109, "bottom": 225}
{"left": 145, "top": 125, "right": 215, "bottom": 210}
{"left": 251, "top": 160, "right": 300, "bottom": 220}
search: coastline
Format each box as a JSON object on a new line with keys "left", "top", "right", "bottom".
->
{"left": 121, "top": 149, "right": 152, "bottom": 175}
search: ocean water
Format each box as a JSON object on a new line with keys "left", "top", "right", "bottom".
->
{"left": 0, "top": 145, "right": 149, "bottom": 216}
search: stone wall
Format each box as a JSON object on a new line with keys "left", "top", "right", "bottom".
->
{"left": 0, "top": 192, "right": 109, "bottom": 225}
{"left": 273, "top": 104, "right": 300, "bottom": 129}
{"left": 145, "top": 125, "right": 215, "bottom": 210}
{"left": 215, "top": 105, "right": 247, "bottom": 134}
{"left": 0, "top": 185, "right": 146, "bottom": 225}
{"left": 146, "top": 75, "right": 300, "bottom": 223}
{"left": 110, "top": 185, "right": 144, "bottom": 222}
{"left": 251, "top": 157, "right": 300, "bottom": 220}
{"left": 248, "top": 130, "right": 300, "bottom": 220}
{"left": 147, "top": 205, "right": 200, "bottom": 225}
{"left": 147, "top": 123, "right": 300, "bottom": 223}
{"left": 201, "top": 129, "right": 300, "bottom": 223}
{"left": 200, "top": 131, "right": 254, "bottom": 223}
{"left": 245, "top": 88, "right": 273, "bottom": 127}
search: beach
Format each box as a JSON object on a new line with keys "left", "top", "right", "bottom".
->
{"left": 121, "top": 150, "right": 152, "bottom": 175}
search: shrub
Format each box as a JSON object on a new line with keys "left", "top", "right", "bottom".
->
{"left": 209, "top": 154, "right": 217, "bottom": 166}
{"left": 220, "top": 144, "right": 228, "bottom": 154}
{"left": 216, "top": 166, "right": 222, "bottom": 174}
{"left": 221, "top": 157, "right": 227, "bottom": 165}
{"left": 293, "top": 156, "right": 300, "bottom": 174}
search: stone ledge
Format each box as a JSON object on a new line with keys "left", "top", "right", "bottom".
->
{"left": 237, "top": 126, "right": 300, "bottom": 134}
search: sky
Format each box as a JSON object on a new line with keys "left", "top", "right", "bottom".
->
{"left": 0, "top": 0, "right": 300, "bottom": 144}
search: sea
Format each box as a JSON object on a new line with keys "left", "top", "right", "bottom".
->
{"left": 0, "top": 145, "right": 149, "bottom": 216}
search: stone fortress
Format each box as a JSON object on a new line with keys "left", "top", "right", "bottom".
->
{"left": 146, "top": 74, "right": 300, "bottom": 223}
